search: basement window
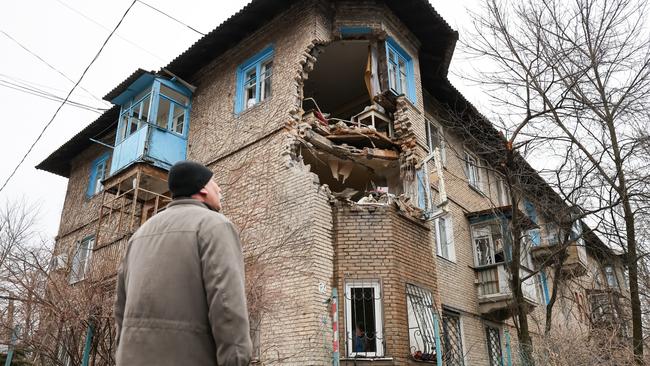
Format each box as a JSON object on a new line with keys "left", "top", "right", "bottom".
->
{"left": 345, "top": 280, "right": 384, "bottom": 357}
{"left": 69, "top": 236, "right": 95, "bottom": 284}
{"left": 235, "top": 45, "right": 274, "bottom": 113}
{"left": 385, "top": 37, "right": 415, "bottom": 102}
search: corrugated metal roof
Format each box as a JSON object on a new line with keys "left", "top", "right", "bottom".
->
{"left": 35, "top": 106, "right": 119, "bottom": 177}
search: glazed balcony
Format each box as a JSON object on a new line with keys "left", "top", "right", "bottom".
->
{"left": 475, "top": 263, "right": 538, "bottom": 320}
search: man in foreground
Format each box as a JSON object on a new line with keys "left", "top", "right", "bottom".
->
{"left": 114, "top": 160, "right": 252, "bottom": 365}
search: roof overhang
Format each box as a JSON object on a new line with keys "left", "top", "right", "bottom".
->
{"left": 35, "top": 106, "right": 119, "bottom": 178}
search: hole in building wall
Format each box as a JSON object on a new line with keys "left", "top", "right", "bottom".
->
{"left": 300, "top": 146, "right": 401, "bottom": 201}
{"left": 304, "top": 40, "right": 371, "bottom": 120}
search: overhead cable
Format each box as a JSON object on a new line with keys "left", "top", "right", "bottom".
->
{"left": 0, "top": 0, "right": 137, "bottom": 194}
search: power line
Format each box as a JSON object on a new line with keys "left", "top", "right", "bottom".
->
{"left": 0, "top": 29, "right": 110, "bottom": 107}
{"left": 0, "top": 0, "right": 137, "bottom": 194}
{"left": 135, "top": 0, "right": 206, "bottom": 36}
{"left": 53, "top": 0, "right": 167, "bottom": 63}
{"left": 0, "top": 78, "right": 107, "bottom": 113}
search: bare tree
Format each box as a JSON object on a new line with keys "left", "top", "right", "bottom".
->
{"left": 464, "top": 0, "right": 650, "bottom": 362}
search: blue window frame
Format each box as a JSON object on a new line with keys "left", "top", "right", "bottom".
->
{"left": 385, "top": 37, "right": 415, "bottom": 102}
{"left": 235, "top": 45, "right": 274, "bottom": 114}
{"left": 116, "top": 79, "right": 191, "bottom": 144}
{"left": 87, "top": 153, "right": 109, "bottom": 198}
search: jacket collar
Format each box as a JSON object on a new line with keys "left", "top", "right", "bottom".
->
{"left": 167, "top": 198, "right": 213, "bottom": 211}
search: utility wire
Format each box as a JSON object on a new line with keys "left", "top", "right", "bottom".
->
{"left": 0, "top": 0, "right": 137, "bottom": 194}
{"left": 0, "top": 78, "right": 107, "bottom": 113}
{"left": 53, "top": 0, "right": 167, "bottom": 63}
{"left": 135, "top": 0, "right": 206, "bottom": 36}
{"left": 0, "top": 29, "right": 110, "bottom": 107}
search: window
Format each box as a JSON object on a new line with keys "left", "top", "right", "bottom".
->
{"left": 87, "top": 154, "right": 109, "bottom": 197}
{"left": 345, "top": 280, "right": 384, "bottom": 357}
{"left": 69, "top": 236, "right": 95, "bottom": 284}
{"left": 57, "top": 342, "right": 72, "bottom": 366}
{"left": 471, "top": 222, "right": 505, "bottom": 266}
{"left": 464, "top": 152, "right": 482, "bottom": 191}
{"left": 496, "top": 178, "right": 510, "bottom": 206}
{"left": 235, "top": 46, "right": 274, "bottom": 113}
{"left": 485, "top": 325, "right": 503, "bottom": 366}
{"left": 406, "top": 284, "right": 437, "bottom": 359}
{"left": 156, "top": 83, "right": 190, "bottom": 136}
{"left": 118, "top": 87, "right": 152, "bottom": 142}
{"left": 442, "top": 310, "right": 465, "bottom": 366}
{"left": 604, "top": 266, "right": 618, "bottom": 289}
{"left": 385, "top": 37, "right": 415, "bottom": 102}
{"left": 425, "top": 118, "right": 445, "bottom": 163}
{"left": 537, "top": 271, "right": 550, "bottom": 305}
{"left": 544, "top": 223, "right": 560, "bottom": 246}
{"left": 435, "top": 214, "right": 455, "bottom": 261}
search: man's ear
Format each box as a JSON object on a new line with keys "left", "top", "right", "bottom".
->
{"left": 197, "top": 186, "right": 209, "bottom": 196}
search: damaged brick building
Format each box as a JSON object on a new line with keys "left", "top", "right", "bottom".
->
{"left": 37, "top": 0, "right": 631, "bottom": 365}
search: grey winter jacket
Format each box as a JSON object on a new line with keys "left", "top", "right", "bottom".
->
{"left": 114, "top": 198, "right": 252, "bottom": 365}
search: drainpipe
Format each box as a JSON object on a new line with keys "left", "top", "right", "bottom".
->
{"left": 505, "top": 328, "right": 512, "bottom": 366}
{"left": 331, "top": 288, "right": 340, "bottom": 366}
{"left": 433, "top": 312, "right": 442, "bottom": 366}
{"left": 4, "top": 325, "right": 19, "bottom": 366}
{"left": 81, "top": 323, "right": 94, "bottom": 366}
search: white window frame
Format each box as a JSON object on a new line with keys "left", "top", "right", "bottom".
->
{"left": 464, "top": 151, "right": 482, "bottom": 191}
{"left": 604, "top": 265, "right": 618, "bottom": 289}
{"left": 471, "top": 222, "right": 506, "bottom": 267}
{"left": 544, "top": 223, "right": 560, "bottom": 246}
{"left": 435, "top": 214, "right": 455, "bottom": 262}
{"left": 425, "top": 118, "right": 446, "bottom": 164}
{"left": 69, "top": 236, "right": 95, "bottom": 284}
{"left": 496, "top": 177, "right": 510, "bottom": 206}
{"left": 345, "top": 280, "right": 384, "bottom": 358}
{"left": 406, "top": 284, "right": 436, "bottom": 357}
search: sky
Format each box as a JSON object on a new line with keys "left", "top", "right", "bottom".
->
{"left": 0, "top": 0, "right": 482, "bottom": 238}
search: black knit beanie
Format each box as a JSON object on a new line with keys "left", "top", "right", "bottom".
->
{"left": 168, "top": 161, "right": 214, "bottom": 198}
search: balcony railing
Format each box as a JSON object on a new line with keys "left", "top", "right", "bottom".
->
{"left": 110, "top": 123, "right": 187, "bottom": 175}
{"left": 475, "top": 263, "right": 538, "bottom": 319}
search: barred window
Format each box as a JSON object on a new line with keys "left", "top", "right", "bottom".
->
{"left": 485, "top": 326, "right": 503, "bottom": 366}
{"left": 345, "top": 280, "right": 384, "bottom": 357}
{"left": 406, "top": 284, "right": 437, "bottom": 361}
{"left": 442, "top": 310, "right": 465, "bottom": 365}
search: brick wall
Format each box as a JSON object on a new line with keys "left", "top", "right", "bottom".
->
{"left": 333, "top": 204, "right": 437, "bottom": 365}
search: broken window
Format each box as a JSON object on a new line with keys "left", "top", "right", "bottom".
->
{"left": 119, "top": 88, "right": 151, "bottom": 142}
{"left": 345, "top": 280, "right": 384, "bottom": 357}
{"left": 425, "top": 118, "right": 445, "bottom": 163}
{"left": 543, "top": 223, "right": 560, "bottom": 246}
{"left": 471, "top": 222, "right": 505, "bottom": 266}
{"left": 442, "top": 310, "right": 465, "bottom": 366}
{"left": 435, "top": 214, "right": 455, "bottom": 261}
{"left": 406, "top": 284, "right": 437, "bottom": 361}
{"left": 69, "top": 236, "right": 94, "bottom": 284}
{"left": 235, "top": 45, "right": 274, "bottom": 113}
{"left": 485, "top": 325, "right": 503, "bottom": 366}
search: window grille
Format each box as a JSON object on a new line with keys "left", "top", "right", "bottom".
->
{"left": 345, "top": 280, "right": 384, "bottom": 357}
{"left": 442, "top": 310, "right": 464, "bottom": 365}
{"left": 485, "top": 326, "right": 503, "bottom": 366}
{"left": 406, "top": 284, "right": 437, "bottom": 360}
